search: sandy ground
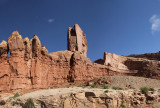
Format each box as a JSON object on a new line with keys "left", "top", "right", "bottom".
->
{"left": 2, "top": 76, "right": 160, "bottom": 101}
{"left": 90, "top": 76, "right": 160, "bottom": 89}
{"left": 16, "top": 87, "right": 107, "bottom": 100}
{"left": 109, "top": 76, "right": 160, "bottom": 89}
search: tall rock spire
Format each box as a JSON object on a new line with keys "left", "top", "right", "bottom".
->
{"left": 0, "top": 40, "right": 8, "bottom": 60}
{"left": 67, "top": 24, "right": 88, "bottom": 57}
{"left": 8, "top": 31, "right": 24, "bottom": 52}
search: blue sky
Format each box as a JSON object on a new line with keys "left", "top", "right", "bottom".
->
{"left": 1, "top": 0, "right": 160, "bottom": 61}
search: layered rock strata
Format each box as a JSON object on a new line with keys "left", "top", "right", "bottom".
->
{"left": 103, "top": 52, "right": 160, "bottom": 79}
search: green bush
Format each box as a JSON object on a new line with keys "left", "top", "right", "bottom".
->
{"left": 24, "top": 98, "right": 35, "bottom": 108}
{"left": 121, "top": 104, "right": 127, "bottom": 108}
{"left": 140, "top": 87, "right": 149, "bottom": 94}
{"left": 151, "top": 102, "right": 154, "bottom": 105}
{"left": 12, "top": 101, "right": 18, "bottom": 106}
{"left": 104, "top": 90, "right": 109, "bottom": 93}
{"left": 78, "top": 84, "right": 84, "bottom": 87}
{"left": 13, "top": 93, "right": 20, "bottom": 98}
{"left": 91, "top": 84, "right": 97, "bottom": 88}
{"left": 102, "top": 84, "right": 108, "bottom": 89}
{"left": 112, "top": 86, "right": 121, "bottom": 90}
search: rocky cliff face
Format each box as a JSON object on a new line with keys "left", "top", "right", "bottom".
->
{"left": 0, "top": 24, "right": 160, "bottom": 93}
{"left": 103, "top": 52, "right": 160, "bottom": 79}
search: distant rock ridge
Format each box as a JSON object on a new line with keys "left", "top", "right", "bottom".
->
{"left": 0, "top": 24, "right": 160, "bottom": 93}
{"left": 128, "top": 52, "right": 160, "bottom": 60}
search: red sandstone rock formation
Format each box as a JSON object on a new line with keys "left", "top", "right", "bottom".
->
{"left": 104, "top": 52, "right": 129, "bottom": 71}
{"left": 0, "top": 40, "right": 8, "bottom": 62}
{"left": 103, "top": 52, "right": 160, "bottom": 79}
{"left": 0, "top": 24, "right": 160, "bottom": 93}
{"left": 0, "top": 29, "right": 100, "bottom": 93}
{"left": 67, "top": 24, "right": 88, "bottom": 57}
{"left": 0, "top": 40, "right": 9, "bottom": 92}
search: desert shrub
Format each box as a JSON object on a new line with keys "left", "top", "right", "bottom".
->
{"left": 112, "top": 86, "right": 121, "bottom": 90}
{"left": 121, "top": 104, "right": 127, "bottom": 108}
{"left": 78, "top": 84, "right": 82, "bottom": 87}
{"left": 78, "top": 84, "right": 85, "bottom": 87}
{"left": 91, "top": 84, "right": 97, "bottom": 88}
{"left": 12, "top": 101, "right": 18, "bottom": 106}
{"left": 24, "top": 98, "right": 35, "bottom": 108}
{"left": 13, "top": 93, "right": 20, "bottom": 98}
{"left": 149, "top": 88, "right": 155, "bottom": 91}
{"left": 101, "top": 84, "right": 108, "bottom": 89}
{"left": 46, "top": 87, "right": 50, "bottom": 89}
{"left": 140, "top": 87, "right": 149, "bottom": 94}
{"left": 39, "top": 100, "right": 47, "bottom": 108}
{"left": 0, "top": 100, "right": 6, "bottom": 106}
{"left": 104, "top": 90, "right": 109, "bottom": 93}
{"left": 151, "top": 102, "right": 154, "bottom": 105}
